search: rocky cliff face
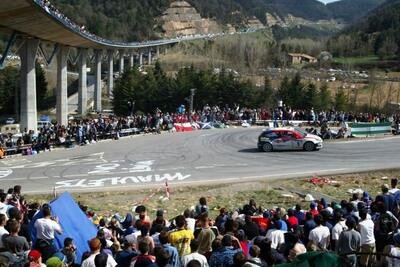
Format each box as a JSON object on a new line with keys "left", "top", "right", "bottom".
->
{"left": 265, "top": 12, "right": 344, "bottom": 31}
{"left": 246, "top": 17, "right": 265, "bottom": 30}
{"left": 159, "top": 1, "right": 221, "bottom": 37}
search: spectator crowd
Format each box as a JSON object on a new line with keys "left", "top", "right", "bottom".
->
{"left": 1, "top": 104, "right": 400, "bottom": 157}
{"left": 1, "top": 178, "right": 400, "bottom": 266}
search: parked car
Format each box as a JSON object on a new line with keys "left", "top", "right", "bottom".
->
{"left": 1, "top": 124, "right": 20, "bottom": 135}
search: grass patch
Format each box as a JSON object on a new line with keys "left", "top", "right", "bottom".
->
{"left": 279, "top": 169, "right": 400, "bottom": 202}
{"left": 26, "top": 181, "right": 304, "bottom": 219}
{"left": 333, "top": 55, "right": 380, "bottom": 65}
{"left": 26, "top": 169, "right": 400, "bottom": 220}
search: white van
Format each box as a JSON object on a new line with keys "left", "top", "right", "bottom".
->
{"left": 1, "top": 124, "right": 21, "bottom": 134}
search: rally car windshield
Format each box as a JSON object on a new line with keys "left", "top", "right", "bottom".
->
{"left": 294, "top": 128, "right": 308, "bottom": 137}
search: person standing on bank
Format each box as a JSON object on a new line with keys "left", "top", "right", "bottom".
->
{"left": 34, "top": 205, "right": 62, "bottom": 261}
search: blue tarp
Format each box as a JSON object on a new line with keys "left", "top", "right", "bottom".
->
{"left": 30, "top": 192, "right": 97, "bottom": 263}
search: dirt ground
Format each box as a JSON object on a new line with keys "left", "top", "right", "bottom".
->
{"left": 25, "top": 169, "right": 400, "bottom": 221}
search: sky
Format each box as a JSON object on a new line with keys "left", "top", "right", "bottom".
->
{"left": 318, "top": 0, "right": 341, "bottom": 4}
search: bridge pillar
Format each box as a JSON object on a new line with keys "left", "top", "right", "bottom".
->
{"left": 148, "top": 49, "right": 152, "bottom": 65}
{"left": 56, "top": 45, "right": 69, "bottom": 126}
{"left": 156, "top": 47, "right": 160, "bottom": 58}
{"left": 94, "top": 50, "right": 102, "bottom": 112}
{"left": 119, "top": 50, "right": 124, "bottom": 73}
{"left": 107, "top": 50, "right": 114, "bottom": 97}
{"left": 19, "top": 38, "right": 39, "bottom": 133}
{"left": 129, "top": 52, "right": 134, "bottom": 68}
{"left": 139, "top": 52, "right": 143, "bottom": 67}
{"left": 78, "top": 48, "right": 87, "bottom": 116}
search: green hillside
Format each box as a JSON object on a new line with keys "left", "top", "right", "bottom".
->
{"left": 51, "top": 0, "right": 384, "bottom": 42}
{"left": 235, "top": 0, "right": 332, "bottom": 22}
{"left": 327, "top": 0, "right": 400, "bottom": 59}
{"left": 327, "top": 0, "right": 386, "bottom": 22}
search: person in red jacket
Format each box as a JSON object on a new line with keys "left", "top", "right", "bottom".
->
{"left": 287, "top": 209, "right": 299, "bottom": 231}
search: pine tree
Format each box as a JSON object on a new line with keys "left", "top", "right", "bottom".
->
{"left": 36, "top": 62, "right": 49, "bottom": 110}
{"left": 334, "top": 88, "right": 348, "bottom": 111}
{"left": 318, "top": 83, "right": 331, "bottom": 110}
{"left": 302, "top": 83, "right": 318, "bottom": 110}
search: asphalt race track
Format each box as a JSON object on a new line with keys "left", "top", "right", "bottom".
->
{"left": 0, "top": 128, "right": 399, "bottom": 194}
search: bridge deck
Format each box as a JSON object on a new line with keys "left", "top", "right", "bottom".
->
{"left": 0, "top": 0, "right": 185, "bottom": 49}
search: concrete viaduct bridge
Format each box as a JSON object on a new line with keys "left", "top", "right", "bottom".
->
{"left": 0, "top": 0, "right": 205, "bottom": 132}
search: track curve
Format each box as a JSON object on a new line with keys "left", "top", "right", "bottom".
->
{"left": 0, "top": 128, "right": 399, "bottom": 194}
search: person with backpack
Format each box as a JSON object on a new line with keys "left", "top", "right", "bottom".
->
{"left": 373, "top": 201, "right": 398, "bottom": 260}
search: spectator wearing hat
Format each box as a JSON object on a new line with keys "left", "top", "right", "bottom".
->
{"left": 275, "top": 209, "right": 288, "bottom": 232}
{"left": 182, "top": 240, "right": 209, "bottom": 267}
{"left": 209, "top": 235, "right": 241, "bottom": 267}
{"left": 81, "top": 238, "right": 117, "bottom": 267}
{"left": 46, "top": 256, "right": 63, "bottom": 267}
{"left": 28, "top": 249, "right": 45, "bottom": 267}
{"left": 337, "top": 218, "right": 361, "bottom": 267}
{"left": 358, "top": 209, "right": 375, "bottom": 267}
{"left": 308, "top": 215, "right": 330, "bottom": 250}
{"left": 266, "top": 220, "right": 285, "bottom": 250}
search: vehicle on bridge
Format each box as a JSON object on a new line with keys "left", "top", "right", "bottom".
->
{"left": 257, "top": 127, "right": 323, "bottom": 152}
